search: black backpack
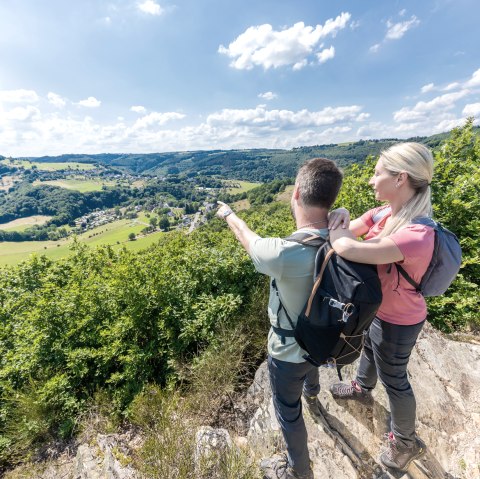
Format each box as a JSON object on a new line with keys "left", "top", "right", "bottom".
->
{"left": 273, "top": 232, "right": 382, "bottom": 379}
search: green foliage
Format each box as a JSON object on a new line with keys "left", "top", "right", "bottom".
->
{"left": 334, "top": 156, "right": 376, "bottom": 217}
{"left": 426, "top": 118, "right": 480, "bottom": 331}
{"left": 0, "top": 203, "right": 292, "bottom": 466}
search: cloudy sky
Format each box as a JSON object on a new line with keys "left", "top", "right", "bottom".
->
{"left": 0, "top": 0, "right": 479, "bottom": 157}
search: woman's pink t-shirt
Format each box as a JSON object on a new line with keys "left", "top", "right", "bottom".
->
{"left": 360, "top": 206, "right": 435, "bottom": 326}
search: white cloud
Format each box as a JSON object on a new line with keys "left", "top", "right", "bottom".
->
{"left": 206, "top": 104, "right": 363, "bottom": 129}
{"left": 47, "top": 92, "right": 66, "bottom": 108}
{"left": 463, "top": 103, "right": 480, "bottom": 117}
{"left": 0, "top": 105, "right": 41, "bottom": 122}
{"left": 369, "top": 43, "right": 380, "bottom": 53}
{"left": 317, "top": 46, "right": 335, "bottom": 64}
{"left": 218, "top": 13, "right": 351, "bottom": 70}
{"left": 385, "top": 15, "right": 420, "bottom": 40}
{"left": 421, "top": 83, "right": 435, "bottom": 93}
{"left": 399, "top": 9, "right": 407, "bottom": 17}
{"left": 131, "top": 105, "right": 147, "bottom": 113}
{"left": 138, "top": 0, "right": 163, "bottom": 16}
{"left": 393, "top": 90, "right": 469, "bottom": 122}
{"left": 78, "top": 96, "right": 101, "bottom": 108}
{"left": 465, "top": 68, "right": 480, "bottom": 88}
{"left": 356, "top": 113, "right": 370, "bottom": 121}
{"left": 443, "top": 82, "right": 460, "bottom": 91}
{"left": 258, "top": 92, "right": 277, "bottom": 101}
{"left": 0, "top": 89, "right": 39, "bottom": 103}
{"left": 132, "top": 111, "right": 185, "bottom": 129}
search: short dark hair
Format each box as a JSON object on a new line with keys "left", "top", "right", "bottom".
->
{"left": 296, "top": 158, "right": 343, "bottom": 209}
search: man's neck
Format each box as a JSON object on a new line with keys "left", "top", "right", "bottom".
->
{"left": 296, "top": 215, "right": 329, "bottom": 230}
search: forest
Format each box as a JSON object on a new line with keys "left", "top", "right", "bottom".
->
{"left": 0, "top": 120, "right": 478, "bottom": 475}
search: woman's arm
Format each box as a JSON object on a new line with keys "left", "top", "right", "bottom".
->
{"left": 329, "top": 226, "right": 404, "bottom": 265}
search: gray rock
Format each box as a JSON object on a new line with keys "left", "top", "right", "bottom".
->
{"left": 247, "top": 323, "right": 480, "bottom": 479}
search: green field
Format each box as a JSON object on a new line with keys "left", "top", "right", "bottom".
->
{"left": 224, "top": 180, "right": 260, "bottom": 194}
{"left": 0, "top": 215, "right": 53, "bottom": 231}
{"left": 0, "top": 217, "right": 166, "bottom": 266}
{"left": 1, "top": 159, "right": 97, "bottom": 171}
{"left": 33, "top": 178, "right": 116, "bottom": 192}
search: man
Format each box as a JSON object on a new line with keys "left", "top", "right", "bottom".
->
{"left": 216, "top": 158, "right": 343, "bottom": 479}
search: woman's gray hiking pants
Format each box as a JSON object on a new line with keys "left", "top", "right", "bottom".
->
{"left": 356, "top": 317, "right": 425, "bottom": 448}
{"left": 268, "top": 355, "right": 320, "bottom": 476}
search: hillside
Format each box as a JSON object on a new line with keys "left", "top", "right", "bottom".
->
{"left": 11, "top": 127, "right": 478, "bottom": 182}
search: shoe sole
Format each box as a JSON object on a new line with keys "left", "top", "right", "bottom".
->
{"left": 330, "top": 391, "right": 373, "bottom": 405}
{"left": 381, "top": 445, "right": 427, "bottom": 472}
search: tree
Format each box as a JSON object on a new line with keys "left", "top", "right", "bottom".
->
{"left": 159, "top": 216, "right": 169, "bottom": 231}
{"left": 128, "top": 232, "right": 136, "bottom": 241}
{"left": 149, "top": 216, "right": 158, "bottom": 229}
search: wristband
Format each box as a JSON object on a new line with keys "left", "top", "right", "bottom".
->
{"left": 222, "top": 209, "right": 233, "bottom": 218}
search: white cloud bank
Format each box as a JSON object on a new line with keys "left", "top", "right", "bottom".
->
{"left": 1, "top": 67, "right": 479, "bottom": 157}
{"left": 0, "top": 89, "right": 39, "bottom": 103}
{"left": 218, "top": 12, "right": 351, "bottom": 70}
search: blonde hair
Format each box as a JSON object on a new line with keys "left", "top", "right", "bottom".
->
{"left": 379, "top": 142, "right": 433, "bottom": 237}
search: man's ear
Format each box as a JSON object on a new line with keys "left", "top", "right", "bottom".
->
{"left": 292, "top": 184, "right": 300, "bottom": 200}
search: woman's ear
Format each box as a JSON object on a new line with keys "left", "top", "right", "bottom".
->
{"left": 397, "top": 171, "right": 408, "bottom": 186}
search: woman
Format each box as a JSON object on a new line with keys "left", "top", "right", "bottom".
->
{"left": 328, "top": 142, "right": 434, "bottom": 472}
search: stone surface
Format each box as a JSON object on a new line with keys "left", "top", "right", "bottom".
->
{"left": 247, "top": 323, "right": 480, "bottom": 479}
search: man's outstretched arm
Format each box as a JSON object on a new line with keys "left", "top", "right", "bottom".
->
{"left": 216, "top": 201, "right": 260, "bottom": 254}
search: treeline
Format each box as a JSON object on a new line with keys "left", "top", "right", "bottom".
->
{"left": 16, "top": 127, "right": 479, "bottom": 182}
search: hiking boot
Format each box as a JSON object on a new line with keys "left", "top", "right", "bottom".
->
{"left": 380, "top": 432, "right": 426, "bottom": 471}
{"left": 303, "top": 393, "right": 321, "bottom": 416}
{"left": 260, "top": 454, "right": 314, "bottom": 479}
{"left": 330, "top": 380, "right": 373, "bottom": 404}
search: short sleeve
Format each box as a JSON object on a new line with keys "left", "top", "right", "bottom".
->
{"left": 387, "top": 224, "right": 435, "bottom": 266}
{"left": 249, "top": 237, "right": 285, "bottom": 279}
{"left": 360, "top": 205, "right": 390, "bottom": 228}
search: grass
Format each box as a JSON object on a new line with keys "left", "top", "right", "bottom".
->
{"left": 1, "top": 159, "right": 97, "bottom": 171}
{"left": 224, "top": 180, "right": 261, "bottom": 194}
{"left": 0, "top": 215, "right": 53, "bottom": 231}
{"left": 33, "top": 179, "right": 116, "bottom": 192}
{"left": 276, "top": 184, "right": 294, "bottom": 203}
{"left": 0, "top": 218, "right": 168, "bottom": 266}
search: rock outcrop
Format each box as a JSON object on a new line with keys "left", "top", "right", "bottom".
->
{"left": 247, "top": 323, "right": 480, "bottom": 479}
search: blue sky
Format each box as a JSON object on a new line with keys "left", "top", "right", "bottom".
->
{"left": 0, "top": 0, "right": 479, "bottom": 156}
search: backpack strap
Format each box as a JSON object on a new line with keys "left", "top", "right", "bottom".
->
{"left": 284, "top": 231, "right": 327, "bottom": 248}
{"left": 389, "top": 216, "right": 437, "bottom": 293}
{"left": 395, "top": 264, "right": 421, "bottom": 292}
{"left": 270, "top": 233, "right": 326, "bottom": 344}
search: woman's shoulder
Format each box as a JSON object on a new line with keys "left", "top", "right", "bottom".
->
{"left": 361, "top": 204, "right": 391, "bottom": 225}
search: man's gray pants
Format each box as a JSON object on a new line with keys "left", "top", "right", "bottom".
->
{"left": 356, "top": 317, "right": 425, "bottom": 447}
{"left": 268, "top": 355, "right": 319, "bottom": 475}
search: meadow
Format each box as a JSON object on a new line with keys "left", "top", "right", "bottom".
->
{"left": 0, "top": 216, "right": 167, "bottom": 266}
{"left": 224, "top": 180, "right": 260, "bottom": 194}
{"left": 33, "top": 178, "right": 117, "bottom": 192}
{"left": 0, "top": 159, "right": 97, "bottom": 171}
{"left": 0, "top": 215, "right": 53, "bottom": 231}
